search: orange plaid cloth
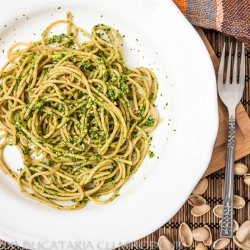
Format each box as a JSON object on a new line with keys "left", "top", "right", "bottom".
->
{"left": 173, "top": 0, "right": 250, "bottom": 50}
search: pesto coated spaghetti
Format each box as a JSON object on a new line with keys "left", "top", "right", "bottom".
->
{"left": 0, "top": 12, "right": 159, "bottom": 210}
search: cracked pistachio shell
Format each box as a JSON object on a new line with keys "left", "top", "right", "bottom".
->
{"left": 213, "top": 205, "right": 223, "bottom": 218}
{"left": 233, "top": 195, "right": 246, "bottom": 209}
{"left": 236, "top": 221, "right": 250, "bottom": 243}
{"left": 192, "top": 178, "right": 208, "bottom": 195}
{"left": 244, "top": 174, "right": 250, "bottom": 186}
{"left": 192, "top": 227, "right": 210, "bottom": 242}
{"left": 233, "top": 220, "right": 240, "bottom": 233}
{"left": 234, "top": 163, "right": 248, "bottom": 176}
{"left": 191, "top": 204, "right": 211, "bottom": 217}
{"left": 212, "top": 238, "right": 230, "bottom": 250}
{"left": 188, "top": 195, "right": 206, "bottom": 206}
{"left": 158, "top": 236, "right": 174, "bottom": 250}
{"left": 233, "top": 236, "right": 250, "bottom": 250}
{"left": 179, "top": 222, "right": 193, "bottom": 247}
{"left": 195, "top": 243, "right": 208, "bottom": 250}
{"left": 203, "top": 225, "right": 212, "bottom": 246}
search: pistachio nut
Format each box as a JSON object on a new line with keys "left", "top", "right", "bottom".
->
{"left": 213, "top": 205, "right": 223, "bottom": 218}
{"left": 188, "top": 195, "right": 206, "bottom": 207}
{"left": 179, "top": 222, "right": 193, "bottom": 247}
{"left": 233, "top": 195, "right": 246, "bottom": 209}
{"left": 158, "top": 235, "right": 174, "bottom": 250}
{"left": 236, "top": 221, "right": 250, "bottom": 243}
{"left": 192, "top": 178, "right": 208, "bottom": 195}
{"left": 191, "top": 204, "right": 211, "bottom": 217}
{"left": 212, "top": 238, "right": 230, "bottom": 250}
{"left": 244, "top": 174, "right": 250, "bottom": 186}
{"left": 192, "top": 227, "right": 210, "bottom": 242}
{"left": 233, "top": 236, "right": 250, "bottom": 250}
{"left": 195, "top": 243, "right": 208, "bottom": 250}
{"left": 203, "top": 225, "right": 212, "bottom": 246}
{"left": 234, "top": 162, "right": 248, "bottom": 176}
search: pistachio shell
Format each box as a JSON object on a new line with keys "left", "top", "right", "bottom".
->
{"left": 192, "top": 227, "right": 210, "bottom": 242}
{"left": 203, "top": 225, "right": 212, "bottom": 246}
{"left": 191, "top": 204, "right": 211, "bottom": 217}
{"left": 192, "top": 178, "right": 208, "bottom": 195}
{"left": 233, "top": 195, "right": 246, "bottom": 209}
{"left": 158, "top": 235, "right": 174, "bottom": 250}
{"left": 234, "top": 163, "right": 248, "bottom": 176}
{"left": 213, "top": 205, "right": 223, "bottom": 218}
{"left": 244, "top": 174, "right": 250, "bottom": 186}
{"left": 179, "top": 222, "right": 193, "bottom": 247}
{"left": 233, "top": 220, "right": 240, "bottom": 233}
{"left": 212, "top": 238, "right": 230, "bottom": 250}
{"left": 195, "top": 243, "right": 208, "bottom": 250}
{"left": 236, "top": 221, "right": 250, "bottom": 243}
{"left": 219, "top": 220, "right": 239, "bottom": 233}
{"left": 233, "top": 236, "right": 250, "bottom": 250}
{"left": 188, "top": 195, "right": 206, "bottom": 206}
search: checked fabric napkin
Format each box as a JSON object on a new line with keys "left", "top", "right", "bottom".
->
{"left": 173, "top": 0, "right": 250, "bottom": 51}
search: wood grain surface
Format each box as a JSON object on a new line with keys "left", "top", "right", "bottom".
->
{"left": 195, "top": 27, "right": 250, "bottom": 176}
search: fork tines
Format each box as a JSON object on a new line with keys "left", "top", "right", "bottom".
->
{"left": 217, "top": 42, "right": 245, "bottom": 110}
{"left": 218, "top": 42, "right": 245, "bottom": 85}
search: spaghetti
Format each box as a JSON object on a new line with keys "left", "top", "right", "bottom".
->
{"left": 0, "top": 12, "right": 159, "bottom": 210}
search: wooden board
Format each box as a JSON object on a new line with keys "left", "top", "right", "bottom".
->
{"left": 195, "top": 27, "right": 250, "bottom": 176}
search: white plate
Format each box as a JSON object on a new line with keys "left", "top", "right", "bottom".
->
{"left": 0, "top": 0, "right": 218, "bottom": 249}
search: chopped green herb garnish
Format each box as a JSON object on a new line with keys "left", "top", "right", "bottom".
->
{"left": 148, "top": 151, "right": 155, "bottom": 158}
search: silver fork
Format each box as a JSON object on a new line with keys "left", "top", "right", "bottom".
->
{"left": 217, "top": 42, "right": 245, "bottom": 238}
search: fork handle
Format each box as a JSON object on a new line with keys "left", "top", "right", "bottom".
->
{"left": 220, "top": 114, "right": 235, "bottom": 238}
